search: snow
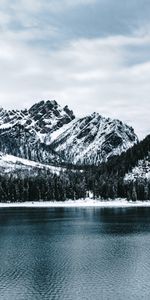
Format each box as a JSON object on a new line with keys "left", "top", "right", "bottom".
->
{"left": 0, "top": 198, "right": 150, "bottom": 207}
{"left": 124, "top": 157, "right": 150, "bottom": 182}
{"left": 50, "top": 119, "right": 77, "bottom": 144}
{"left": 0, "top": 153, "right": 63, "bottom": 175}
{"left": 0, "top": 123, "right": 13, "bottom": 129}
{"left": 52, "top": 113, "right": 138, "bottom": 165}
{"left": 0, "top": 100, "right": 137, "bottom": 166}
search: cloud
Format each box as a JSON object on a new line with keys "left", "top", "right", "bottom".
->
{"left": 0, "top": 29, "right": 150, "bottom": 139}
{"left": 0, "top": 0, "right": 150, "bottom": 139}
{"left": 0, "top": 0, "right": 97, "bottom": 17}
{"left": 1, "top": 0, "right": 150, "bottom": 43}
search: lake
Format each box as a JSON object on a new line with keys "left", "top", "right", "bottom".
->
{"left": 0, "top": 206, "right": 150, "bottom": 300}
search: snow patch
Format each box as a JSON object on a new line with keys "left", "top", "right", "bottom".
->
{"left": 0, "top": 153, "right": 63, "bottom": 175}
{"left": 0, "top": 198, "right": 150, "bottom": 207}
{"left": 125, "top": 157, "right": 150, "bottom": 182}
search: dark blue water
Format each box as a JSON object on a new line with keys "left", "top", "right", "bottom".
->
{"left": 0, "top": 207, "right": 150, "bottom": 300}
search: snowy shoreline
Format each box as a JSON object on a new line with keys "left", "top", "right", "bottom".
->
{"left": 0, "top": 199, "right": 150, "bottom": 208}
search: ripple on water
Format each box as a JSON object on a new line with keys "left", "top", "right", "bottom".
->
{"left": 0, "top": 207, "right": 150, "bottom": 299}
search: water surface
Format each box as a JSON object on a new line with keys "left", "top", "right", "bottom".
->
{"left": 0, "top": 207, "right": 150, "bottom": 299}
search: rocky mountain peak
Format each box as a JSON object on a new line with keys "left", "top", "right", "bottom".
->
{"left": 0, "top": 100, "right": 138, "bottom": 166}
{"left": 28, "top": 100, "right": 75, "bottom": 127}
{"left": 50, "top": 112, "right": 138, "bottom": 165}
{"left": 29, "top": 100, "right": 58, "bottom": 114}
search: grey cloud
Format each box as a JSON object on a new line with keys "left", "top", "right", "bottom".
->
{"left": 1, "top": 0, "right": 150, "bottom": 47}
{"left": 0, "top": 0, "right": 149, "bottom": 140}
{"left": 0, "top": 33, "right": 150, "bottom": 139}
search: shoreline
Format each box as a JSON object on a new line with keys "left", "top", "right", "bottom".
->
{"left": 0, "top": 199, "right": 150, "bottom": 208}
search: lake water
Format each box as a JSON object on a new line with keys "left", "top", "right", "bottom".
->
{"left": 0, "top": 207, "right": 150, "bottom": 300}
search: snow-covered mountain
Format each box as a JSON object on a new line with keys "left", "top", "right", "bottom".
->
{"left": 50, "top": 112, "right": 138, "bottom": 165}
{"left": 0, "top": 100, "right": 75, "bottom": 164}
{"left": 0, "top": 100, "right": 75, "bottom": 135}
{"left": 0, "top": 100, "right": 138, "bottom": 165}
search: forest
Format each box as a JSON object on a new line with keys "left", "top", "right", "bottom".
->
{"left": 0, "top": 135, "right": 150, "bottom": 202}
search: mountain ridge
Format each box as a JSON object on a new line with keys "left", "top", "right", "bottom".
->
{"left": 0, "top": 100, "right": 138, "bottom": 166}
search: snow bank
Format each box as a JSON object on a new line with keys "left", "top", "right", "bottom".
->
{"left": 0, "top": 198, "right": 150, "bottom": 208}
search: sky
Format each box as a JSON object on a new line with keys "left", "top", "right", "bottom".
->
{"left": 0, "top": 0, "right": 150, "bottom": 139}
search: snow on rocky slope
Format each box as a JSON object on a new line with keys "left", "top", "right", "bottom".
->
{"left": 50, "top": 112, "right": 138, "bottom": 165}
{"left": 124, "top": 156, "right": 150, "bottom": 182}
{"left": 0, "top": 100, "right": 138, "bottom": 165}
{"left": 0, "top": 100, "right": 75, "bottom": 135}
{"left": 0, "top": 152, "right": 63, "bottom": 176}
{"left": 0, "top": 100, "right": 75, "bottom": 164}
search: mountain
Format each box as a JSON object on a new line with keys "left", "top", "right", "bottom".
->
{"left": 0, "top": 135, "right": 149, "bottom": 202}
{"left": 85, "top": 134, "right": 150, "bottom": 200}
{"left": 0, "top": 100, "right": 75, "bottom": 134}
{"left": 0, "top": 100, "right": 75, "bottom": 164}
{"left": 0, "top": 100, "right": 138, "bottom": 165}
{"left": 123, "top": 136, "right": 150, "bottom": 200}
{"left": 122, "top": 134, "right": 150, "bottom": 181}
{"left": 50, "top": 112, "right": 138, "bottom": 165}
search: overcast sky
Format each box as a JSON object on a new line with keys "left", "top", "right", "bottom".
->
{"left": 0, "top": 0, "right": 150, "bottom": 138}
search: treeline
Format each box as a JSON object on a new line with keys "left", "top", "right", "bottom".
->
{"left": 84, "top": 134, "right": 150, "bottom": 201}
{"left": 0, "top": 170, "right": 87, "bottom": 202}
{"left": 0, "top": 135, "right": 150, "bottom": 202}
